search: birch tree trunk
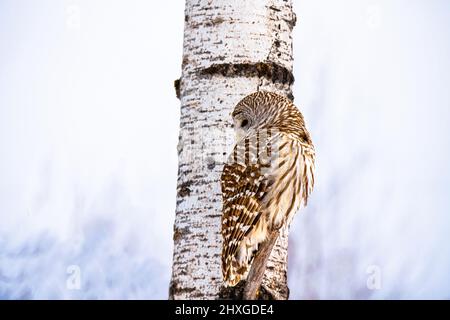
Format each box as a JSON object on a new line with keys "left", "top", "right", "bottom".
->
{"left": 169, "top": 0, "right": 296, "bottom": 300}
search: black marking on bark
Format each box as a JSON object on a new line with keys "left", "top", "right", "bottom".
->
{"left": 200, "top": 62, "right": 294, "bottom": 86}
{"left": 206, "top": 157, "right": 216, "bottom": 170}
{"left": 169, "top": 280, "right": 196, "bottom": 299}
{"left": 204, "top": 213, "right": 222, "bottom": 219}
{"left": 211, "top": 16, "right": 225, "bottom": 26}
{"left": 173, "top": 227, "right": 191, "bottom": 242}
{"left": 177, "top": 181, "right": 192, "bottom": 197}
{"left": 269, "top": 5, "right": 281, "bottom": 12}
{"left": 174, "top": 78, "right": 181, "bottom": 99}
{"left": 284, "top": 12, "right": 297, "bottom": 29}
{"left": 182, "top": 55, "right": 190, "bottom": 68}
{"left": 189, "top": 16, "right": 226, "bottom": 29}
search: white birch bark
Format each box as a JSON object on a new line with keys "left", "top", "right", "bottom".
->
{"left": 170, "top": 0, "right": 296, "bottom": 300}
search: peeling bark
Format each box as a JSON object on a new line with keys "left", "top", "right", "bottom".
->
{"left": 170, "top": 0, "right": 296, "bottom": 300}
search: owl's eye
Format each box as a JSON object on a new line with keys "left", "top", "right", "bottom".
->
{"left": 241, "top": 119, "right": 249, "bottom": 127}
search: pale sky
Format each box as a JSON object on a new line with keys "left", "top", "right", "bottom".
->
{"left": 0, "top": 0, "right": 449, "bottom": 299}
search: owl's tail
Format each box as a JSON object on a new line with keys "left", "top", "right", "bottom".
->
{"left": 222, "top": 218, "right": 269, "bottom": 287}
{"left": 222, "top": 246, "right": 253, "bottom": 287}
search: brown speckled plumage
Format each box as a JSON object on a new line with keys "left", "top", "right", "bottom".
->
{"left": 221, "top": 91, "right": 315, "bottom": 286}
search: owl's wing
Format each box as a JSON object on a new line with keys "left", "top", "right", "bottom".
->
{"left": 220, "top": 131, "right": 284, "bottom": 286}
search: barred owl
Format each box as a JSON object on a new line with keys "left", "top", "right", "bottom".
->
{"left": 221, "top": 91, "right": 315, "bottom": 286}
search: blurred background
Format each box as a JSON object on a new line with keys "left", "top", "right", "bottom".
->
{"left": 0, "top": 0, "right": 449, "bottom": 299}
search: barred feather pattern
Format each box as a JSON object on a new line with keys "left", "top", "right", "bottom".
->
{"left": 221, "top": 91, "right": 315, "bottom": 287}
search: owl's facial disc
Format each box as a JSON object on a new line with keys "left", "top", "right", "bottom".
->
{"left": 232, "top": 112, "right": 251, "bottom": 141}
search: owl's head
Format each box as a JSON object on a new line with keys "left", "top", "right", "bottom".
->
{"left": 231, "top": 91, "right": 304, "bottom": 142}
